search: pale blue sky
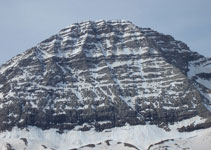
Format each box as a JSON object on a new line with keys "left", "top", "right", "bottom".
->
{"left": 0, "top": 0, "right": 210, "bottom": 64}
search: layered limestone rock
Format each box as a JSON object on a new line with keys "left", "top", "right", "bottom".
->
{"left": 0, "top": 20, "right": 210, "bottom": 131}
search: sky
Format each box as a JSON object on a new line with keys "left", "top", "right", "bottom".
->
{"left": 0, "top": 0, "right": 210, "bottom": 65}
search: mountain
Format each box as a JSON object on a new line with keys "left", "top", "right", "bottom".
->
{"left": 0, "top": 20, "right": 210, "bottom": 150}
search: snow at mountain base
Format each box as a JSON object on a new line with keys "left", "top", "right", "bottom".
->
{"left": 0, "top": 116, "right": 209, "bottom": 150}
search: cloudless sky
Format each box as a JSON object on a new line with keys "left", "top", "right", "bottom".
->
{"left": 0, "top": 0, "right": 210, "bottom": 64}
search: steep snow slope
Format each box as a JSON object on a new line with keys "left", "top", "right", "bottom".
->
{"left": 148, "top": 127, "right": 211, "bottom": 150}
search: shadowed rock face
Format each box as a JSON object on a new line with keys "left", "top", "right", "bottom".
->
{"left": 0, "top": 20, "right": 210, "bottom": 131}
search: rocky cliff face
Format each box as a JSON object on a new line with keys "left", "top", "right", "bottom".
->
{"left": 0, "top": 20, "right": 210, "bottom": 132}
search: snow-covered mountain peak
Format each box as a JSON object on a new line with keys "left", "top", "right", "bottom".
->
{"left": 0, "top": 20, "right": 210, "bottom": 136}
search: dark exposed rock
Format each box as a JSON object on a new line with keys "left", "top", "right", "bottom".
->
{"left": 178, "top": 119, "right": 211, "bottom": 132}
{"left": 20, "top": 138, "right": 28, "bottom": 146}
{"left": 80, "top": 144, "right": 96, "bottom": 148}
{"left": 5, "top": 143, "right": 15, "bottom": 150}
{"left": 71, "top": 140, "right": 140, "bottom": 150}
{"left": 124, "top": 143, "right": 139, "bottom": 150}
{"left": 147, "top": 139, "right": 174, "bottom": 150}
